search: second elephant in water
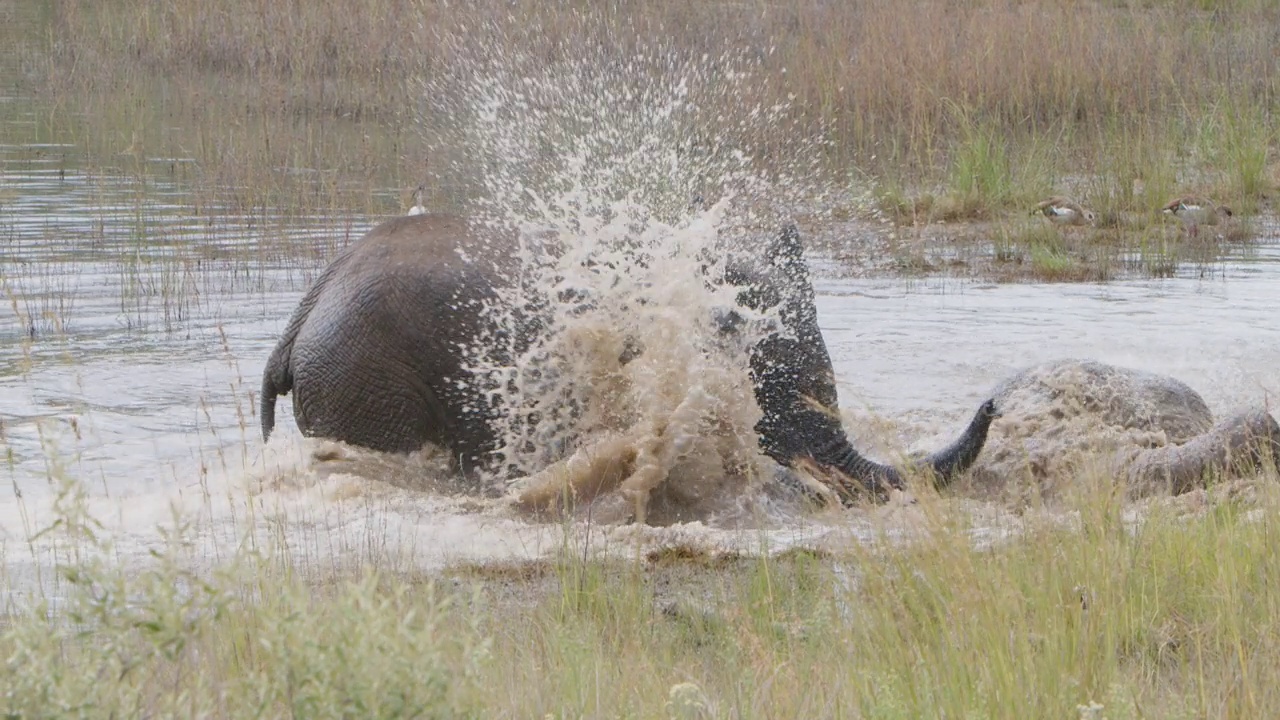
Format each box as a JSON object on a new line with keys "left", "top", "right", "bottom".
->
{"left": 974, "top": 359, "right": 1280, "bottom": 498}
{"left": 260, "top": 213, "right": 997, "bottom": 506}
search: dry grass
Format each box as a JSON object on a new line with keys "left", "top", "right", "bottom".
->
{"left": 29, "top": 0, "right": 1280, "bottom": 214}
{"left": 5, "top": 471, "right": 1280, "bottom": 717}
{"left": 7, "top": 0, "right": 1270, "bottom": 289}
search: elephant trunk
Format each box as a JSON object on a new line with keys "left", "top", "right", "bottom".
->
{"left": 915, "top": 398, "right": 1001, "bottom": 484}
{"left": 1118, "top": 408, "right": 1280, "bottom": 495}
{"left": 804, "top": 398, "right": 1000, "bottom": 504}
{"left": 736, "top": 223, "right": 1000, "bottom": 505}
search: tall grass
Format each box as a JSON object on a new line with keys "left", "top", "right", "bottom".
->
{"left": 26, "top": 0, "right": 1280, "bottom": 216}
{"left": 4, "top": 472, "right": 1280, "bottom": 717}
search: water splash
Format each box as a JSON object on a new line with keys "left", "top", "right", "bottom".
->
{"left": 414, "top": 29, "right": 833, "bottom": 229}
{"left": 407, "top": 30, "right": 839, "bottom": 520}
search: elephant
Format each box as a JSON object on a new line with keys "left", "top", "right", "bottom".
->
{"left": 260, "top": 212, "right": 998, "bottom": 506}
{"left": 970, "top": 359, "right": 1280, "bottom": 499}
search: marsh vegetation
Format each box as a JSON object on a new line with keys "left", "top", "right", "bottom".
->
{"left": 28, "top": 0, "right": 1280, "bottom": 283}
{"left": 4, "top": 1, "right": 1280, "bottom": 717}
{"left": 4, "top": 478, "right": 1280, "bottom": 718}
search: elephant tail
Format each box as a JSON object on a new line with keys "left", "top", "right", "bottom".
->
{"left": 261, "top": 374, "right": 278, "bottom": 442}
{"left": 260, "top": 344, "right": 294, "bottom": 443}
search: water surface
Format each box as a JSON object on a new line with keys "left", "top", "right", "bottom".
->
{"left": 3, "top": 61, "right": 1280, "bottom": 584}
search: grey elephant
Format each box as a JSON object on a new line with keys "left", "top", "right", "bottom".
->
{"left": 974, "top": 359, "right": 1280, "bottom": 498}
{"left": 260, "top": 213, "right": 998, "bottom": 505}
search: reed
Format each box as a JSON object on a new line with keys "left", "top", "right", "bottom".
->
{"left": 3, "top": 467, "right": 1279, "bottom": 717}
{"left": 25, "top": 0, "right": 1280, "bottom": 221}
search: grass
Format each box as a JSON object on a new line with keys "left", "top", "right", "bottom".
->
{"left": 4, "top": 3, "right": 1280, "bottom": 713}
{"left": 3, "top": 0, "right": 1275, "bottom": 288}
{"left": 3, "top": 472, "right": 1280, "bottom": 717}
{"left": 1213, "top": 100, "right": 1274, "bottom": 212}
{"left": 989, "top": 223, "right": 1104, "bottom": 283}
{"left": 22, "top": 1, "right": 1280, "bottom": 211}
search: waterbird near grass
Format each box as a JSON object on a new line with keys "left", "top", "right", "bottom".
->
{"left": 1161, "top": 196, "right": 1233, "bottom": 239}
{"left": 1032, "top": 196, "right": 1096, "bottom": 227}
{"left": 406, "top": 185, "right": 427, "bottom": 216}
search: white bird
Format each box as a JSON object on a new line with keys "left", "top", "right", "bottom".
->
{"left": 407, "top": 185, "right": 426, "bottom": 216}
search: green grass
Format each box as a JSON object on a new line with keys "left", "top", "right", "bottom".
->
{"left": 1215, "top": 101, "right": 1274, "bottom": 211}
{"left": 990, "top": 223, "right": 1117, "bottom": 282}
{"left": 18, "top": 0, "right": 1280, "bottom": 219}
{"left": 4, "top": 473, "right": 1280, "bottom": 718}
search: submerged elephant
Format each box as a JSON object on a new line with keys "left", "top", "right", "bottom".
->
{"left": 260, "top": 213, "right": 997, "bottom": 505}
{"left": 972, "top": 359, "right": 1280, "bottom": 498}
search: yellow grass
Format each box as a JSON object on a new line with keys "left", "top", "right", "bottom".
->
{"left": 4, "top": 476, "right": 1280, "bottom": 717}
{"left": 24, "top": 0, "right": 1280, "bottom": 219}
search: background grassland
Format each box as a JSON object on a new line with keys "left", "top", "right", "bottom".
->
{"left": 28, "top": 0, "right": 1280, "bottom": 220}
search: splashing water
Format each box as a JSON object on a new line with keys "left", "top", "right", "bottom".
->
{"left": 415, "top": 31, "right": 833, "bottom": 230}
{"left": 467, "top": 200, "right": 779, "bottom": 524}
{"left": 403, "top": 33, "right": 840, "bottom": 521}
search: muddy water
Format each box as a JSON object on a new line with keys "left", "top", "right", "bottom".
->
{"left": 4, "top": 138, "right": 1280, "bottom": 586}
{"left": 819, "top": 262, "right": 1280, "bottom": 438}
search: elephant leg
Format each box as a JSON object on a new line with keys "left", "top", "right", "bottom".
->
{"left": 1119, "top": 408, "right": 1280, "bottom": 495}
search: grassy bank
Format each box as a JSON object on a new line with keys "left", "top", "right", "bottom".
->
{"left": 28, "top": 0, "right": 1280, "bottom": 215}
{"left": 3, "top": 480, "right": 1278, "bottom": 718}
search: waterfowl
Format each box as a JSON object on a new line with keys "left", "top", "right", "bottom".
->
{"left": 407, "top": 185, "right": 427, "bottom": 216}
{"left": 1161, "top": 196, "right": 1232, "bottom": 238}
{"left": 1032, "top": 196, "right": 1096, "bottom": 226}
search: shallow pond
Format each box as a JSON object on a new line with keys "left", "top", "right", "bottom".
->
{"left": 3, "top": 45, "right": 1280, "bottom": 593}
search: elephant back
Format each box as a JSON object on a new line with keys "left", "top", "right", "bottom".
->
{"left": 990, "top": 359, "right": 1213, "bottom": 442}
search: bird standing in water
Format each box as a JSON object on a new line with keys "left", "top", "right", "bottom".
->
{"left": 407, "top": 185, "right": 427, "bottom": 216}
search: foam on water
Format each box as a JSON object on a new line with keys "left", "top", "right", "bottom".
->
{"left": 457, "top": 200, "right": 837, "bottom": 520}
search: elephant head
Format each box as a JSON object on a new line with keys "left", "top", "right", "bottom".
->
{"left": 717, "top": 223, "right": 999, "bottom": 502}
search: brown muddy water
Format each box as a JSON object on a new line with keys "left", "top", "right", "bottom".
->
{"left": 5, "top": 126, "right": 1280, "bottom": 597}
{"left": 3, "top": 47, "right": 1280, "bottom": 607}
